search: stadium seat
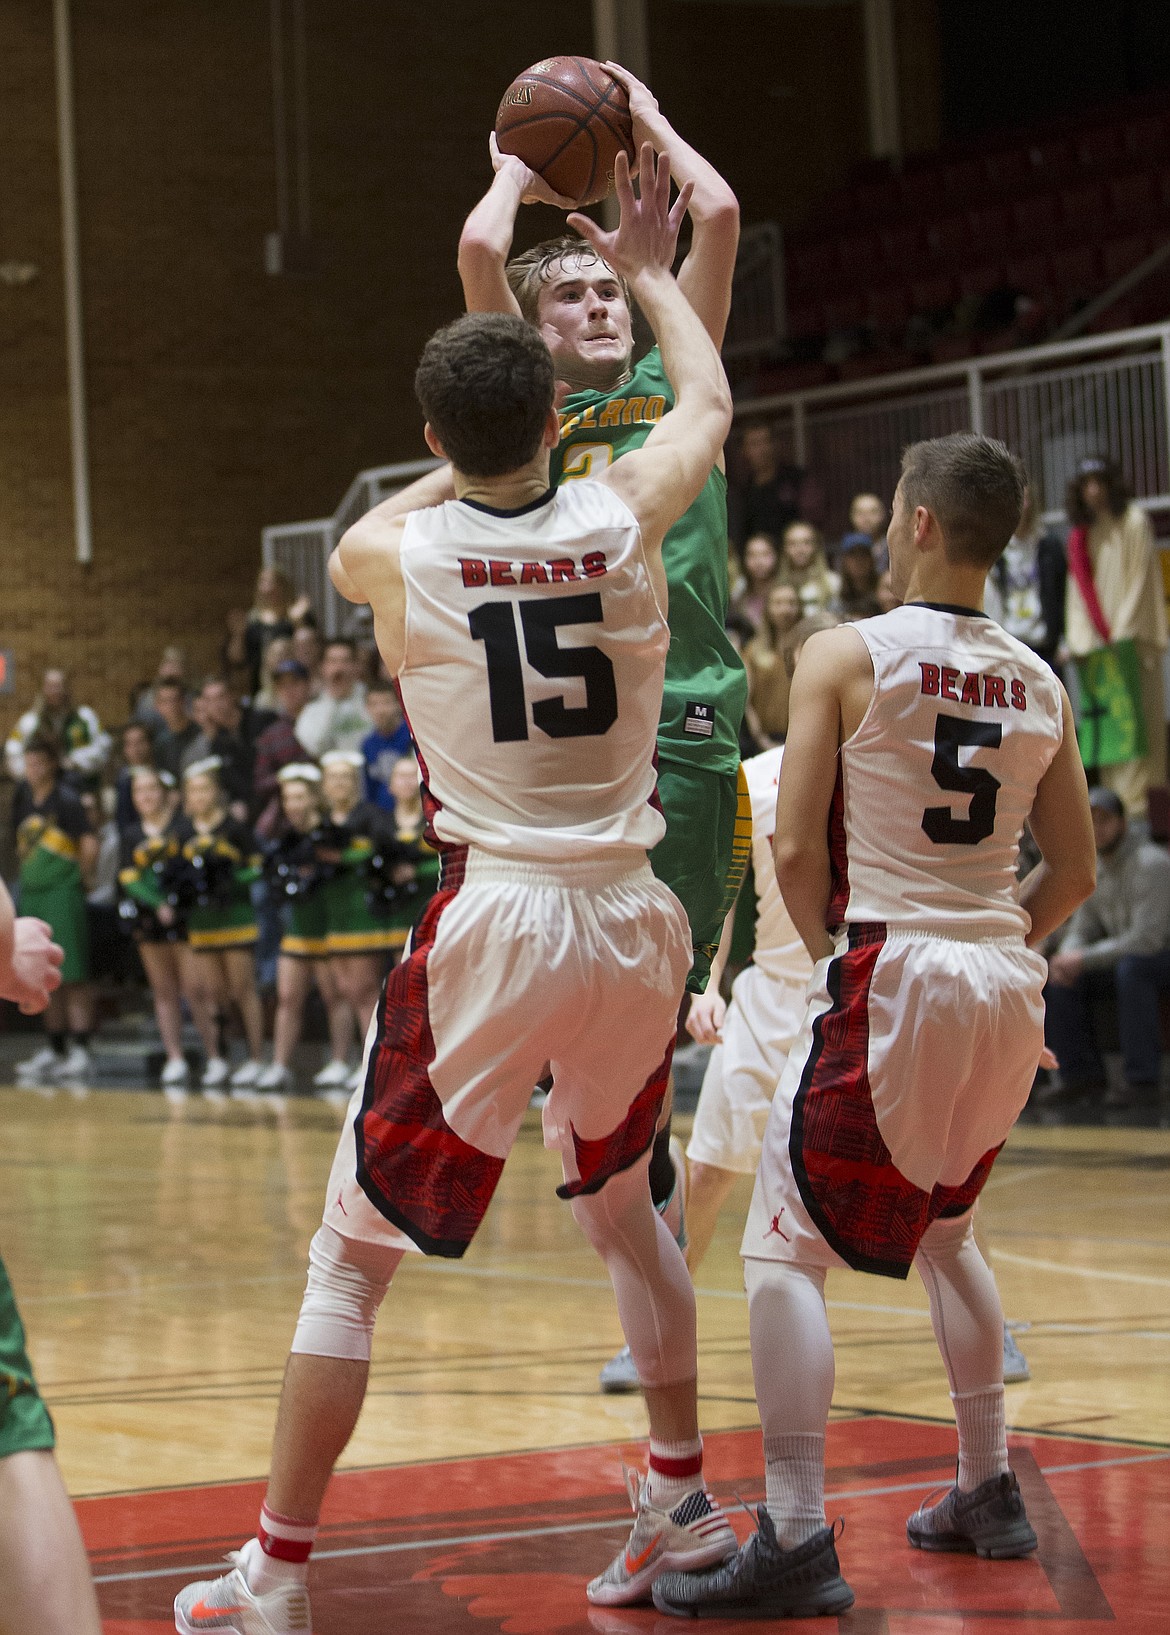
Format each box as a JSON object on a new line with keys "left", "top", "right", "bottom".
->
{"left": 1123, "top": 111, "right": 1170, "bottom": 162}
{"left": 822, "top": 291, "right": 865, "bottom": 332}
{"left": 879, "top": 221, "right": 922, "bottom": 269}
{"left": 957, "top": 263, "right": 1004, "bottom": 299}
{"left": 1004, "top": 251, "right": 1051, "bottom": 294}
{"left": 1050, "top": 245, "right": 1100, "bottom": 296}
{"left": 786, "top": 300, "right": 824, "bottom": 342}
{"left": 967, "top": 203, "right": 1012, "bottom": 249}
{"left": 865, "top": 284, "right": 911, "bottom": 330}
{"left": 1060, "top": 181, "right": 1106, "bottom": 225}
{"left": 1102, "top": 233, "right": 1153, "bottom": 284}
{"left": 910, "top": 274, "right": 956, "bottom": 314}
{"left": 944, "top": 157, "right": 986, "bottom": 206}
{"left": 1108, "top": 172, "right": 1155, "bottom": 225}
{"left": 1076, "top": 123, "right": 1123, "bottom": 170}
{"left": 1011, "top": 190, "right": 1061, "bottom": 245}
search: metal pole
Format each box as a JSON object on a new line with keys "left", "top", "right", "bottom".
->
{"left": 862, "top": 0, "right": 901, "bottom": 164}
{"left": 1161, "top": 328, "right": 1170, "bottom": 496}
{"left": 966, "top": 366, "right": 985, "bottom": 435}
{"left": 792, "top": 399, "right": 807, "bottom": 468}
{"left": 592, "top": 0, "right": 649, "bottom": 229}
{"left": 52, "top": 0, "right": 93, "bottom": 566}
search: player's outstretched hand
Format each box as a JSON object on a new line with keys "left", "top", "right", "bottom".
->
{"left": 567, "top": 143, "right": 693, "bottom": 281}
{"left": 489, "top": 133, "right": 576, "bottom": 210}
{"left": 686, "top": 988, "right": 726, "bottom": 1047}
{"left": 5, "top": 918, "right": 64, "bottom": 1015}
{"left": 601, "top": 61, "right": 662, "bottom": 158}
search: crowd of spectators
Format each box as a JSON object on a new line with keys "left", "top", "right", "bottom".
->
{"left": 1, "top": 567, "right": 432, "bottom": 1095}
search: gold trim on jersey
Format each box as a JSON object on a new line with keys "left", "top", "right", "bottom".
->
{"left": 187, "top": 925, "right": 258, "bottom": 951}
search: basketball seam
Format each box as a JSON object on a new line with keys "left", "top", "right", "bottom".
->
{"left": 496, "top": 61, "right": 630, "bottom": 199}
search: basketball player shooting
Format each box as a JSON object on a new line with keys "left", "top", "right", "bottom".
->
{"left": 461, "top": 63, "right": 750, "bottom": 1393}
{"left": 173, "top": 147, "right": 741, "bottom": 1635}
{"left": 653, "top": 434, "right": 1097, "bottom": 1619}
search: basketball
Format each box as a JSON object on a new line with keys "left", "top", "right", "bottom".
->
{"left": 495, "top": 56, "right": 634, "bottom": 207}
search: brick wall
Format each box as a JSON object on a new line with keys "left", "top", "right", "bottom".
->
{"left": 1, "top": 0, "right": 938, "bottom": 747}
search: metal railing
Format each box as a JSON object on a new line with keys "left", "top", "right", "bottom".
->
{"left": 262, "top": 458, "right": 440, "bottom": 635}
{"left": 263, "top": 322, "right": 1170, "bottom": 613}
{"left": 737, "top": 321, "right": 1170, "bottom": 537}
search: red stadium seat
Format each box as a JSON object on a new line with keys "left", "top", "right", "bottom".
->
{"left": 1060, "top": 181, "right": 1106, "bottom": 227}
{"left": 1049, "top": 245, "right": 1100, "bottom": 295}
{"left": 926, "top": 212, "right": 971, "bottom": 264}
{"left": 865, "top": 284, "right": 911, "bottom": 330}
{"left": 1029, "top": 136, "right": 1075, "bottom": 181}
{"left": 1123, "top": 112, "right": 1170, "bottom": 162}
{"left": 1108, "top": 172, "right": 1155, "bottom": 224}
{"left": 910, "top": 274, "right": 956, "bottom": 313}
{"left": 1004, "top": 252, "right": 1051, "bottom": 294}
{"left": 967, "top": 203, "right": 1011, "bottom": 249}
{"left": 984, "top": 147, "right": 1036, "bottom": 194}
{"left": 1076, "top": 124, "right": 1123, "bottom": 170}
{"left": 1011, "top": 190, "right": 1060, "bottom": 245}
{"left": 943, "top": 157, "right": 986, "bottom": 206}
{"left": 856, "top": 176, "right": 900, "bottom": 223}
{"left": 958, "top": 263, "right": 1004, "bottom": 299}
{"left": 1102, "top": 233, "right": 1153, "bottom": 284}
{"left": 879, "top": 221, "right": 923, "bottom": 269}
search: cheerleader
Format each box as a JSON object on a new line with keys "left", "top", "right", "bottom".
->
{"left": 176, "top": 758, "right": 265, "bottom": 1091}
{"left": 118, "top": 767, "right": 219, "bottom": 1090}
{"left": 256, "top": 765, "right": 353, "bottom": 1094}
{"left": 384, "top": 754, "right": 441, "bottom": 951}
{"left": 317, "top": 751, "right": 399, "bottom": 1082}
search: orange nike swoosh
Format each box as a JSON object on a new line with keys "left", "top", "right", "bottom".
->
{"left": 189, "top": 1601, "right": 246, "bottom": 1621}
{"left": 624, "top": 1539, "right": 659, "bottom": 1576}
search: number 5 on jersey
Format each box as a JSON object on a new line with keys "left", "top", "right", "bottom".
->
{"left": 469, "top": 592, "right": 619, "bottom": 743}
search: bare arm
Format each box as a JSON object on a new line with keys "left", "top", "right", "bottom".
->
{"left": 0, "top": 879, "right": 64, "bottom": 1014}
{"left": 1021, "top": 686, "right": 1097, "bottom": 947}
{"left": 605, "top": 63, "right": 739, "bottom": 348}
{"left": 458, "top": 140, "right": 575, "bottom": 315}
{"left": 329, "top": 464, "right": 456, "bottom": 605}
{"left": 686, "top": 900, "right": 737, "bottom": 1044}
{"left": 570, "top": 148, "right": 731, "bottom": 548}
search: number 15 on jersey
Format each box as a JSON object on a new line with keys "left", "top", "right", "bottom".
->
{"left": 469, "top": 592, "right": 618, "bottom": 743}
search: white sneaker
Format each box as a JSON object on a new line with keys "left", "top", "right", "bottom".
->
{"left": 161, "top": 1057, "right": 190, "bottom": 1087}
{"left": 174, "top": 1546, "right": 311, "bottom": 1635}
{"left": 255, "top": 1063, "right": 292, "bottom": 1092}
{"left": 230, "top": 1059, "right": 263, "bottom": 1089}
{"left": 201, "top": 1056, "right": 230, "bottom": 1089}
{"left": 587, "top": 1470, "right": 737, "bottom": 1606}
{"left": 15, "top": 1045, "right": 60, "bottom": 1083}
{"left": 312, "top": 1058, "right": 350, "bottom": 1088}
{"left": 54, "top": 1043, "right": 92, "bottom": 1081}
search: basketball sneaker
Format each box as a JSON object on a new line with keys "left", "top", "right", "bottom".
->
{"left": 255, "top": 1063, "right": 293, "bottom": 1093}
{"left": 599, "top": 1345, "right": 641, "bottom": 1393}
{"left": 906, "top": 1470, "right": 1038, "bottom": 1558}
{"left": 201, "top": 1056, "right": 230, "bottom": 1089}
{"left": 587, "top": 1469, "right": 736, "bottom": 1606}
{"left": 1003, "top": 1326, "right": 1031, "bottom": 1384}
{"left": 312, "top": 1059, "right": 349, "bottom": 1089}
{"left": 54, "top": 1043, "right": 92, "bottom": 1082}
{"left": 174, "top": 1551, "right": 311, "bottom": 1635}
{"left": 230, "top": 1059, "right": 264, "bottom": 1090}
{"left": 651, "top": 1506, "right": 854, "bottom": 1619}
{"left": 161, "top": 1057, "right": 190, "bottom": 1087}
{"left": 15, "top": 1045, "right": 60, "bottom": 1085}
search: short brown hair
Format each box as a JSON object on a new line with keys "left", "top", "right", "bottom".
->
{"left": 899, "top": 434, "right": 1025, "bottom": 568}
{"left": 506, "top": 234, "right": 631, "bottom": 326}
{"left": 415, "top": 312, "right": 555, "bottom": 479}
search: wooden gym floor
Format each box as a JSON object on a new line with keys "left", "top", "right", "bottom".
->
{"left": 2, "top": 1085, "right": 1168, "bottom": 1631}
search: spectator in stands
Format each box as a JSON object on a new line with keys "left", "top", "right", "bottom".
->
{"left": 252, "top": 636, "right": 293, "bottom": 713}
{"left": 728, "top": 421, "right": 810, "bottom": 552}
{"left": 876, "top": 568, "right": 900, "bottom": 613}
{"left": 362, "top": 679, "right": 413, "bottom": 811}
{"left": 294, "top": 638, "right": 372, "bottom": 758}
{"left": 1064, "top": 453, "right": 1168, "bottom": 816}
{"left": 290, "top": 622, "right": 324, "bottom": 691}
{"left": 5, "top": 669, "right": 111, "bottom": 791}
{"left": 10, "top": 737, "right": 98, "bottom": 1085}
{"left": 844, "top": 491, "right": 889, "bottom": 572}
{"left": 134, "top": 648, "right": 190, "bottom": 735}
{"left": 1043, "top": 787, "right": 1170, "bottom": 1110}
{"left": 777, "top": 520, "right": 840, "bottom": 615}
{"left": 152, "top": 678, "right": 200, "bottom": 779}
{"left": 113, "top": 721, "right": 156, "bottom": 830}
{"left": 252, "top": 660, "right": 314, "bottom": 834}
{"left": 181, "top": 677, "right": 277, "bottom": 818}
{"left": 729, "top": 532, "right": 780, "bottom": 633}
{"left": 223, "top": 566, "right": 312, "bottom": 698}
{"left": 835, "top": 537, "right": 882, "bottom": 620}
{"left": 742, "top": 583, "right": 801, "bottom": 749}
{"left": 983, "top": 483, "right": 1066, "bottom": 669}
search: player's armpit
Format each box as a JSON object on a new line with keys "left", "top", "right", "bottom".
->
{"left": 1021, "top": 685, "right": 1096, "bottom": 947}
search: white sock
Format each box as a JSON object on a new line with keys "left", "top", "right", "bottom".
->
{"left": 763, "top": 1431, "right": 826, "bottom": 1548}
{"left": 952, "top": 1386, "right": 1008, "bottom": 1491}
{"left": 239, "top": 1534, "right": 308, "bottom": 1594}
{"left": 645, "top": 1434, "right": 704, "bottom": 1511}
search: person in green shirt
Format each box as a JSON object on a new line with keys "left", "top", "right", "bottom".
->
{"left": 459, "top": 65, "right": 749, "bottom": 1391}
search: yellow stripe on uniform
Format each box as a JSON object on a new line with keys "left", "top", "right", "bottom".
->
{"left": 187, "top": 925, "right": 259, "bottom": 951}
{"left": 718, "top": 762, "right": 754, "bottom": 919}
{"left": 325, "top": 929, "right": 408, "bottom": 954}
{"left": 279, "top": 934, "right": 330, "bottom": 958}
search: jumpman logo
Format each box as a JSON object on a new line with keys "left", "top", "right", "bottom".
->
{"left": 336, "top": 1191, "right": 348, "bottom": 1216}
{"left": 765, "top": 1209, "right": 789, "bottom": 1242}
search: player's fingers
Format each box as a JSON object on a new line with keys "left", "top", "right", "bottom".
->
{"left": 667, "top": 178, "right": 695, "bottom": 235}
{"left": 1038, "top": 1046, "right": 1058, "bottom": 1071}
{"left": 654, "top": 148, "right": 672, "bottom": 214}
{"left": 565, "top": 212, "right": 607, "bottom": 256}
{"left": 612, "top": 147, "right": 635, "bottom": 212}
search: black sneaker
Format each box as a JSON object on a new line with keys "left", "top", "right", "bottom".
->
{"left": 907, "top": 1471, "right": 1038, "bottom": 1559}
{"left": 651, "top": 1506, "right": 854, "bottom": 1619}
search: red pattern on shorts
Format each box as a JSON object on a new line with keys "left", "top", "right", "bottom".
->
{"left": 790, "top": 923, "right": 1001, "bottom": 1279}
{"left": 556, "top": 1039, "right": 675, "bottom": 1199}
{"left": 355, "top": 847, "right": 504, "bottom": 1259}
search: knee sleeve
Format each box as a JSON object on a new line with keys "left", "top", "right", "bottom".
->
{"left": 915, "top": 1209, "right": 1003, "bottom": 1394}
{"left": 290, "top": 1226, "right": 402, "bottom": 1362}
{"left": 745, "top": 1257, "right": 835, "bottom": 1437}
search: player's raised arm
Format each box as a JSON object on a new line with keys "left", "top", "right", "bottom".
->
{"left": 573, "top": 145, "right": 732, "bottom": 548}
{"left": 1019, "top": 684, "right": 1097, "bottom": 946}
{"left": 458, "top": 138, "right": 575, "bottom": 315}
{"left": 603, "top": 63, "right": 739, "bottom": 348}
{"left": 330, "top": 462, "right": 458, "bottom": 606}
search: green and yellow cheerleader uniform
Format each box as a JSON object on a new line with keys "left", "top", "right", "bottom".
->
{"left": 0, "top": 1255, "right": 55, "bottom": 1458}
{"left": 14, "top": 785, "right": 92, "bottom": 985}
{"left": 270, "top": 828, "right": 331, "bottom": 960}
{"left": 385, "top": 813, "right": 441, "bottom": 953}
{"left": 320, "top": 803, "right": 402, "bottom": 956}
{"left": 177, "top": 815, "right": 261, "bottom": 952}
{"left": 553, "top": 346, "right": 751, "bottom": 990}
{"left": 117, "top": 817, "right": 184, "bottom": 942}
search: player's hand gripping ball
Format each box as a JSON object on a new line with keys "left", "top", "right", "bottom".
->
{"left": 495, "top": 56, "right": 634, "bottom": 207}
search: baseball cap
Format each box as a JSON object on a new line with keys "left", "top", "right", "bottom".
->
{"left": 1088, "top": 786, "right": 1125, "bottom": 817}
{"left": 273, "top": 659, "right": 310, "bottom": 681}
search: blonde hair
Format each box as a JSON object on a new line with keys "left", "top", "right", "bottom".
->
{"left": 506, "top": 234, "right": 632, "bottom": 326}
{"left": 777, "top": 522, "right": 836, "bottom": 610}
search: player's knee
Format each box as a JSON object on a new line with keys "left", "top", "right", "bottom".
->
{"left": 290, "top": 1225, "right": 402, "bottom": 1362}
{"left": 917, "top": 1208, "right": 976, "bottom": 1264}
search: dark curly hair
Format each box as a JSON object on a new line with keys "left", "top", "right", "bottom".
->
{"left": 1066, "top": 454, "right": 1131, "bottom": 527}
{"left": 414, "top": 312, "right": 555, "bottom": 479}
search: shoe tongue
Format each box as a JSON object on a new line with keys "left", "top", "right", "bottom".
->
{"left": 755, "top": 1504, "right": 779, "bottom": 1546}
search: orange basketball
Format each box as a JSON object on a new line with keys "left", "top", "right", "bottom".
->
{"left": 495, "top": 56, "right": 634, "bottom": 208}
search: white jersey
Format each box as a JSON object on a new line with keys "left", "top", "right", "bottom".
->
{"left": 743, "top": 747, "right": 811, "bottom": 983}
{"left": 396, "top": 480, "right": 668, "bottom": 861}
{"left": 830, "top": 602, "right": 1063, "bottom": 936}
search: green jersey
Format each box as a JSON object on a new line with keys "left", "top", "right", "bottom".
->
{"left": 551, "top": 345, "right": 747, "bottom": 775}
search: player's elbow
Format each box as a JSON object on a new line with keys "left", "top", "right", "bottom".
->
{"left": 457, "top": 232, "right": 508, "bottom": 300}
{"left": 1060, "top": 853, "right": 1097, "bottom": 914}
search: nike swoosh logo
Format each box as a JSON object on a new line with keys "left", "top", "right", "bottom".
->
{"left": 624, "top": 1538, "right": 660, "bottom": 1576}
{"left": 188, "top": 1600, "right": 246, "bottom": 1621}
